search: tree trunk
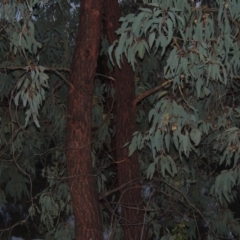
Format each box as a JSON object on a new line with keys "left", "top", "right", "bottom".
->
{"left": 66, "top": 0, "right": 103, "bottom": 239}
{"left": 103, "top": 1, "right": 146, "bottom": 239}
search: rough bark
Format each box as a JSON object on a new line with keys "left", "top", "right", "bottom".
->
{"left": 103, "top": 1, "right": 146, "bottom": 239}
{"left": 66, "top": 0, "right": 103, "bottom": 239}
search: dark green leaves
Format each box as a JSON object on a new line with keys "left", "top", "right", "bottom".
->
{"left": 190, "top": 128, "right": 201, "bottom": 146}
{"left": 14, "top": 66, "right": 49, "bottom": 127}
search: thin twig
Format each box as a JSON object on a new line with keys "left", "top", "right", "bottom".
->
{"left": 95, "top": 73, "right": 115, "bottom": 82}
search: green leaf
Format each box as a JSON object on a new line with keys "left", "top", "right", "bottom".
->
{"left": 166, "top": 18, "right": 173, "bottom": 44}
{"left": 147, "top": 162, "right": 155, "bottom": 179}
{"left": 173, "top": 130, "right": 179, "bottom": 150}
{"left": 190, "top": 128, "right": 201, "bottom": 146}
{"left": 158, "top": 91, "right": 167, "bottom": 99}
{"left": 180, "top": 134, "right": 190, "bottom": 157}
{"left": 108, "top": 41, "right": 117, "bottom": 65}
{"left": 129, "top": 135, "right": 138, "bottom": 156}
{"left": 148, "top": 32, "right": 155, "bottom": 49}
{"left": 167, "top": 155, "right": 177, "bottom": 176}
{"left": 160, "top": 155, "right": 168, "bottom": 177}
{"left": 176, "top": 15, "right": 185, "bottom": 27}
{"left": 196, "top": 78, "right": 203, "bottom": 98}
{"left": 164, "top": 133, "right": 170, "bottom": 152}
{"left": 154, "top": 129, "right": 163, "bottom": 152}
{"left": 115, "top": 44, "right": 123, "bottom": 68}
{"left": 203, "top": 87, "right": 210, "bottom": 96}
{"left": 149, "top": 108, "right": 156, "bottom": 122}
{"left": 14, "top": 91, "right": 21, "bottom": 106}
{"left": 138, "top": 8, "right": 152, "bottom": 13}
{"left": 132, "top": 12, "right": 145, "bottom": 33}
{"left": 137, "top": 41, "right": 145, "bottom": 59}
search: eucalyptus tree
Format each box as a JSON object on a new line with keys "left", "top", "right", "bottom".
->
{"left": 110, "top": 0, "right": 240, "bottom": 239}
{"left": 0, "top": 0, "right": 143, "bottom": 239}
{"left": 102, "top": 0, "right": 146, "bottom": 239}
{"left": 0, "top": 0, "right": 77, "bottom": 239}
{"left": 65, "top": 0, "right": 103, "bottom": 238}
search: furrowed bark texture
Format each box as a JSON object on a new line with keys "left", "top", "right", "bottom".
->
{"left": 103, "top": 1, "right": 146, "bottom": 239}
{"left": 66, "top": 0, "right": 103, "bottom": 239}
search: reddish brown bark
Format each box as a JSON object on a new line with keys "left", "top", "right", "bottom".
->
{"left": 103, "top": 1, "right": 146, "bottom": 239}
{"left": 66, "top": 0, "right": 103, "bottom": 239}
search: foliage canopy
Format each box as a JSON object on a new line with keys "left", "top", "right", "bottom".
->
{"left": 1, "top": 0, "right": 240, "bottom": 239}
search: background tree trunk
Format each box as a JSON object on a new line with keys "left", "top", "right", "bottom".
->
{"left": 66, "top": 0, "right": 103, "bottom": 239}
{"left": 103, "top": 1, "right": 146, "bottom": 239}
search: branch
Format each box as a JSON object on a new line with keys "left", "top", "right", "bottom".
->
{"left": 0, "top": 65, "right": 73, "bottom": 88}
{"left": 99, "top": 177, "right": 143, "bottom": 200}
{"left": 51, "top": 69, "right": 74, "bottom": 89}
{"left": 95, "top": 73, "right": 115, "bottom": 82}
{"left": 0, "top": 66, "right": 70, "bottom": 72}
{"left": 133, "top": 79, "right": 173, "bottom": 106}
